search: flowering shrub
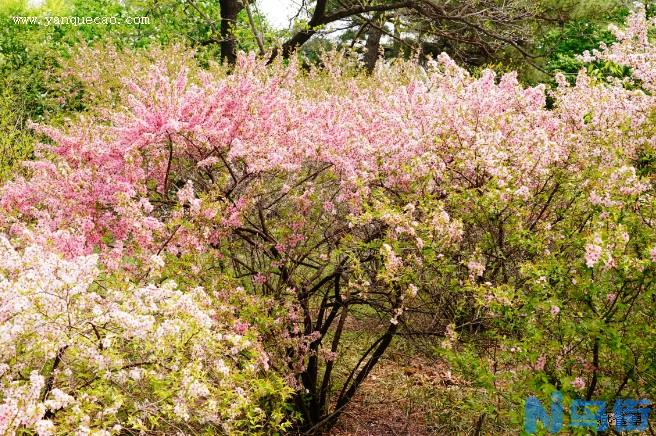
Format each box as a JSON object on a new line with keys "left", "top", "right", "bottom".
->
{"left": 580, "top": 5, "right": 656, "bottom": 91}
{"left": 422, "top": 6, "right": 656, "bottom": 430}
{"left": 1, "top": 5, "right": 656, "bottom": 433}
{"left": 0, "top": 236, "right": 293, "bottom": 434}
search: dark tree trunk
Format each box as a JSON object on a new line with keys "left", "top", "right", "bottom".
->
{"left": 364, "top": 23, "right": 383, "bottom": 73}
{"left": 219, "top": 0, "right": 244, "bottom": 64}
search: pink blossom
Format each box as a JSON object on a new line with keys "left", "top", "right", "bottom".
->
{"left": 585, "top": 243, "right": 603, "bottom": 268}
{"left": 323, "top": 201, "right": 335, "bottom": 214}
{"left": 467, "top": 259, "right": 485, "bottom": 280}
{"left": 233, "top": 321, "right": 249, "bottom": 334}
{"left": 254, "top": 273, "right": 267, "bottom": 285}
{"left": 176, "top": 180, "right": 196, "bottom": 205}
{"left": 571, "top": 377, "right": 586, "bottom": 390}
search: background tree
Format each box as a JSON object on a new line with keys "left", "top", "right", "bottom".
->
{"left": 271, "top": 0, "right": 629, "bottom": 77}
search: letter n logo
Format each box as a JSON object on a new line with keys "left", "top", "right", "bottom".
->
{"left": 525, "top": 391, "right": 564, "bottom": 434}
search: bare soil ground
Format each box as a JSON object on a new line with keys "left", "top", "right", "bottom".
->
{"left": 329, "top": 353, "right": 460, "bottom": 436}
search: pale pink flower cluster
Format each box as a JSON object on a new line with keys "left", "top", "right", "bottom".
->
{"left": 0, "top": 236, "right": 277, "bottom": 433}
{"left": 467, "top": 258, "right": 486, "bottom": 281}
{"left": 381, "top": 243, "right": 403, "bottom": 275}
{"left": 176, "top": 180, "right": 199, "bottom": 212}
{"left": 580, "top": 5, "right": 656, "bottom": 91}
{"left": 0, "top": 372, "right": 45, "bottom": 434}
{"left": 571, "top": 377, "right": 586, "bottom": 390}
{"left": 585, "top": 242, "right": 603, "bottom": 268}
{"left": 584, "top": 230, "right": 618, "bottom": 269}
{"left": 2, "top": 35, "right": 654, "bottom": 278}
